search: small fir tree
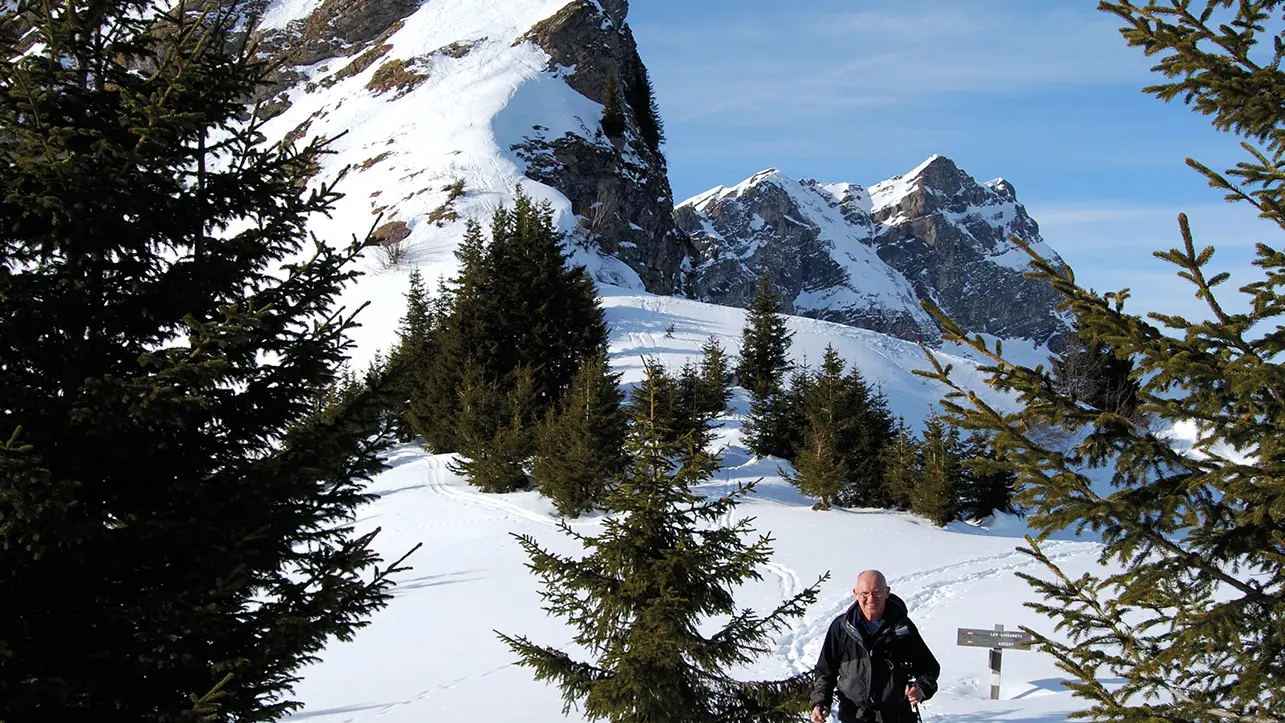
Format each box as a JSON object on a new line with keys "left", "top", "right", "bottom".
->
{"left": 736, "top": 274, "right": 793, "bottom": 399}
{"left": 880, "top": 419, "right": 921, "bottom": 511}
{"left": 452, "top": 366, "right": 536, "bottom": 493}
{"left": 835, "top": 373, "right": 896, "bottom": 508}
{"left": 697, "top": 335, "right": 735, "bottom": 417}
{"left": 625, "top": 358, "right": 680, "bottom": 444}
{"left": 532, "top": 353, "right": 629, "bottom": 517}
{"left": 600, "top": 70, "right": 626, "bottom": 139}
{"left": 912, "top": 414, "right": 960, "bottom": 526}
{"left": 390, "top": 268, "right": 435, "bottom": 442}
{"left": 784, "top": 424, "right": 848, "bottom": 511}
{"left": 498, "top": 365, "right": 827, "bottom": 723}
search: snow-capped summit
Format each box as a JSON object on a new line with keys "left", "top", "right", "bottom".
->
{"left": 676, "top": 155, "right": 1070, "bottom": 346}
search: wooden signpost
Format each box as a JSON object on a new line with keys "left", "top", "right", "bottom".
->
{"left": 956, "top": 625, "right": 1034, "bottom": 699}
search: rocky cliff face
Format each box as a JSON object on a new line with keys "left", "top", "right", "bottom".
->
{"left": 676, "top": 156, "right": 1069, "bottom": 346}
{"left": 244, "top": 0, "right": 687, "bottom": 294}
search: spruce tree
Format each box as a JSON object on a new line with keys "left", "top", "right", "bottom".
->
{"left": 880, "top": 419, "right": 921, "bottom": 511}
{"left": 390, "top": 269, "right": 435, "bottom": 442}
{"left": 532, "top": 353, "right": 629, "bottom": 517}
{"left": 625, "top": 59, "right": 665, "bottom": 152}
{"left": 498, "top": 365, "right": 827, "bottom": 723}
{"left": 600, "top": 70, "right": 626, "bottom": 139}
{"left": 914, "top": 7, "right": 1285, "bottom": 721}
{"left": 0, "top": 1, "right": 415, "bottom": 718}
{"left": 787, "top": 347, "right": 851, "bottom": 510}
{"left": 697, "top": 335, "right": 734, "bottom": 417}
{"left": 452, "top": 366, "right": 535, "bottom": 493}
{"left": 836, "top": 372, "right": 896, "bottom": 508}
{"left": 744, "top": 367, "right": 810, "bottom": 460}
{"left": 736, "top": 274, "right": 793, "bottom": 399}
{"left": 626, "top": 358, "right": 680, "bottom": 444}
{"left": 912, "top": 415, "right": 959, "bottom": 526}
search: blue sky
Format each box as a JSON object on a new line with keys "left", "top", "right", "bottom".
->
{"left": 628, "top": 0, "right": 1277, "bottom": 322}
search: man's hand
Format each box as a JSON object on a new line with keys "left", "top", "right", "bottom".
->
{"left": 906, "top": 683, "right": 923, "bottom": 706}
{"left": 812, "top": 706, "right": 830, "bottom": 723}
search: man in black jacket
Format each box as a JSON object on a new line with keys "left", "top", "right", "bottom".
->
{"left": 811, "top": 570, "right": 940, "bottom": 723}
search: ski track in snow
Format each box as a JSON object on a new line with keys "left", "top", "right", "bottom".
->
{"left": 773, "top": 540, "right": 1094, "bottom": 675}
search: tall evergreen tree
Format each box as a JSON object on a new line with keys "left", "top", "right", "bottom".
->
{"left": 625, "top": 58, "right": 665, "bottom": 152}
{"left": 532, "top": 353, "right": 629, "bottom": 518}
{"left": 600, "top": 70, "right": 626, "bottom": 139}
{"left": 736, "top": 274, "right": 793, "bottom": 399}
{"left": 674, "top": 360, "right": 717, "bottom": 451}
{"left": 916, "top": 9, "right": 1285, "bottom": 721}
{"left": 390, "top": 269, "right": 435, "bottom": 442}
{"left": 0, "top": 1, "right": 415, "bottom": 718}
{"left": 784, "top": 424, "right": 848, "bottom": 511}
{"left": 499, "top": 365, "right": 827, "bottom": 723}
{"left": 880, "top": 420, "right": 921, "bottom": 510}
{"left": 912, "top": 415, "right": 960, "bottom": 526}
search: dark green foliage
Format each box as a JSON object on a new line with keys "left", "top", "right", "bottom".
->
{"left": 0, "top": 1, "right": 415, "bottom": 718}
{"left": 674, "top": 361, "right": 717, "bottom": 450}
{"left": 736, "top": 274, "right": 793, "bottom": 399}
{"left": 955, "top": 432, "right": 1017, "bottom": 521}
{"left": 532, "top": 353, "right": 629, "bottom": 517}
{"left": 390, "top": 269, "right": 436, "bottom": 442}
{"left": 833, "top": 372, "right": 896, "bottom": 508}
{"left": 744, "top": 368, "right": 810, "bottom": 460}
{"left": 1051, "top": 318, "right": 1139, "bottom": 418}
{"left": 912, "top": 4, "right": 1285, "bottom": 721}
{"left": 624, "top": 56, "right": 665, "bottom": 152}
{"left": 406, "top": 197, "right": 608, "bottom": 466}
{"left": 600, "top": 70, "right": 626, "bottom": 139}
{"left": 912, "top": 415, "right": 959, "bottom": 526}
{"left": 498, "top": 365, "right": 827, "bottom": 723}
{"left": 626, "top": 358, "right": 681, "bottom": 444}
{"left": 784, "top": 424, "right": 848, "bottom": 511}
{"left": 697, "top": 336, "right": 735, "bottom": 416}
{"left": 880, "top": 420, "right": 921, "bottom": 510}
{"left": 451, "top": 366, "right": 536, "bottom": 493}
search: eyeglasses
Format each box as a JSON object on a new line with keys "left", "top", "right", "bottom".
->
{"left": 855, "top": 590, "right": 887, "bottom": 600}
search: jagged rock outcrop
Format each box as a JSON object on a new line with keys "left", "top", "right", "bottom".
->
{"left": 514, "top": 0, "right": 689, "bottom": 293}
{"left": 677, "top": 156, "right": 1070, "bottom": 346}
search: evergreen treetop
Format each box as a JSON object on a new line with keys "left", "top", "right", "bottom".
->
{"left": 736, "top": 274, "right": 793, "bottom": 399}
{"left": 499, "top": 365, "right": 826, "bottom": 723}
{"left": 915, "top": 3, "right": 1285, "bottom": 721}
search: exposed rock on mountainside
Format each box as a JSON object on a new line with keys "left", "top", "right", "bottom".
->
{"left": 245, "top": 0, "right": 688, "bottom": 294}
{"left": 676, "top": 156, "right": 1069, "bottom": 346}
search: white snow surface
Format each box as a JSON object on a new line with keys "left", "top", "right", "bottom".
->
{"left": 282, "top": 279, "right": 1109, "bottom": 723}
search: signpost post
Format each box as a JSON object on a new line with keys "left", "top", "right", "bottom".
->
{"left": 956, "top": 625, "right": 1033, "bottom": 700}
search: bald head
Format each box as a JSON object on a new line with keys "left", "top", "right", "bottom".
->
{"left": 856, "top": 570, "right": 887, "bottom": 589}
{"left": 854, "top": 569, "right": 890, "bottom": 621}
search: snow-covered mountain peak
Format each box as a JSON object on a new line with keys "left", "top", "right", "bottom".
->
{"left": 677, "top": 158, "right": 1071, "bottom": 346}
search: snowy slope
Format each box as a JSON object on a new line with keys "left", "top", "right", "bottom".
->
{"left": 251, "top": 0, "right": 647, "bottom": 368}
{"left": 280, "top": 284, "right": 1109, "bottom": 723}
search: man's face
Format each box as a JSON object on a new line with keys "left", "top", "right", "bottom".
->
{"left": 854, "top": 574, "right": 888, "bottom": 621}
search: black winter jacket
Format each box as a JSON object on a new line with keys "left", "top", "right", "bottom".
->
{"left": 810, "top": 594, "right": 940, "bottom": 723}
